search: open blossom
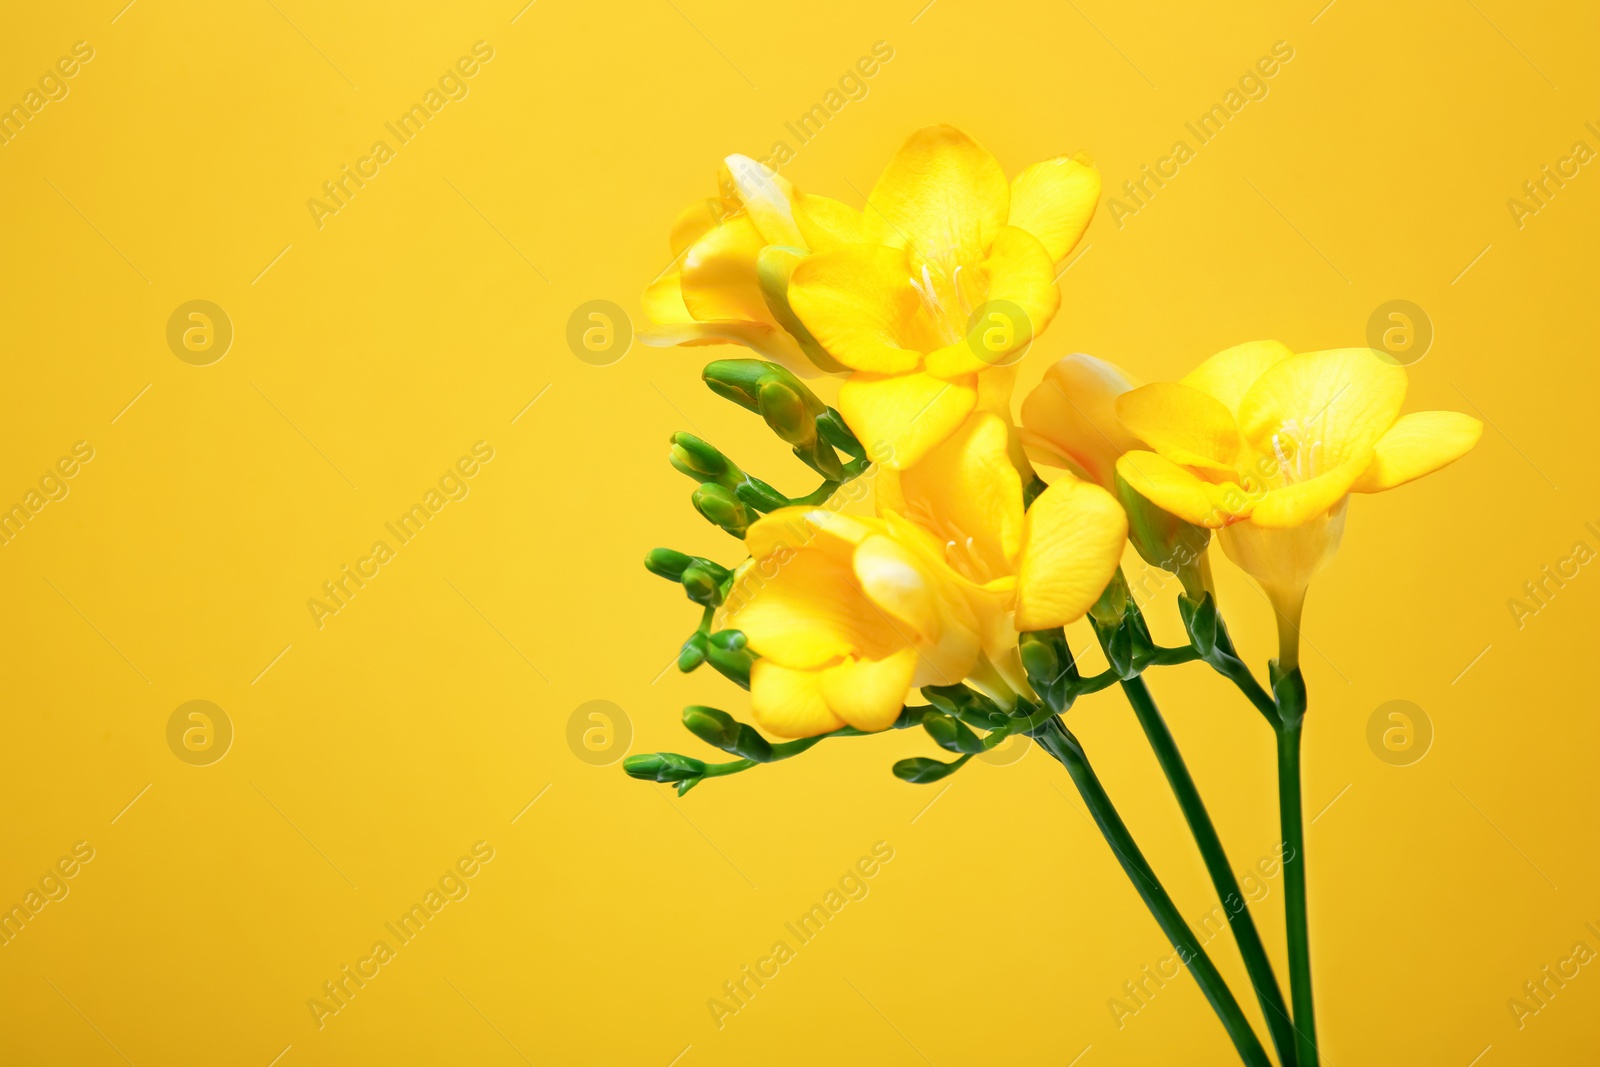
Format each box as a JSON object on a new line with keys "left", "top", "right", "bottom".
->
{"left": 637, "top": 155, "right": 838, "bottom": 376}
{"left": 1111, "top": 341, "right": 1482, "bottom": 622}
{"left": 719, "top": 414, "right": 1126, "bottom": 738}
{"left": 786, "top": 125, "right": 1100, "bottom": 468}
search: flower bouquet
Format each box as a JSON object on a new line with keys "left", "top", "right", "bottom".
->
{"left": 625, "top": 125, "right": 1481, "bottom": 1065}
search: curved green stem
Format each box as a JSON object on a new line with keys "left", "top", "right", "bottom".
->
{"left": 1033, "top": 718, "right": 1272, "bottom": 1067}
{"left": 1121, "top": 676, "right": 1298, "bottom": 1066}
{"left": 1278, "top": 718, "right": 1316, "bottom": 1066}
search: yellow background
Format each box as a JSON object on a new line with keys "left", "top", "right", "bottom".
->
{"left": 1, "top": 0, "right": 1596, "bottom": 1063}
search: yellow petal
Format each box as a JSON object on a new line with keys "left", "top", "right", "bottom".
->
{"left": 722, "top": 543, "right": 881, "bottom": 670}
{"left": 641, "top": 270, "right": 692, "bottom": 325}
{"left": 750, "top": 661, "right": 846, "bottom": 738}
{"left": 669, "top": 199, "right": 723, "bottom": 258}
{"left": 1008, "top": 155, "right": 1100, "bottom": 263}
{"left": 1352, "top": 410, "right": 1483, "bottom": 493}
{"left": 1116, "top": 382, "right": 1242, "bottom": 472}
{"left": 867, "top": 125, "right": 1009, "bottom": 262}
{"left": 1250, "top": 451, "right": 1371, "bottom": 528}
{"left": 925, "top": 226, "right": 1060, "bottom": 378}
{"left": 788, "top": 244, "right": 922, "bottom": 374}
{"left": 1237, "top": 348, "right": 1406, "bottom": 470}
{"left": 1181, "top": 340, "right": 1294, "bottom": 414}
{"left": 819, "top": 649, "right": 919, "bottom": 732}
{"left": 890, "top": 413, "right": 1024, "bottom": 577}
{"left": 1015, "top": 476, "right": 1128, "bottom": 630}
{"left": 722, "top": 154, "right": 803, "bottom": 247}
{"left": 793, "top": 191, "right": 871, "bottom": 251}
{"left": 680, "top": 214, "right": 775, "bottom": 326}
{"left": 838, "top": 371, "right": 978, "bottom": 471}
{"left": 853, "top": 532, "right": 943, "bottom": 644}
{"left": 1116, "top": 451, "right": 1253, "bottom": 528}
{"left": 636, "top": 320, "right": 814, "bottom": 376}
{"left": 1220, "top": 502, "right": 1347, "bottom": 613}
{"left": 1020, "top": 354, "right": 1142, "bottom": 488}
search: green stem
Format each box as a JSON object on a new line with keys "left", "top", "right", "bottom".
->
{"left": 1121, "top": 677, "right": 1298, "bottom": 1066}
{"left": 1278, "top": 718, "right": 1317, "bottom": 1066}
{"left": 1033, "top": 718, "right": 1272, "bottom": 1067}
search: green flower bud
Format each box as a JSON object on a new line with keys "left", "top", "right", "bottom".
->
{"left": 735, "top": 475, "right": 790, "bottom": 512}
{"left": 922, "top": 711, "right": 986, "bottom": 754}
{"left": 1019, "top": 628, "right": 1076, "bottom": 712}
{"left": 622, "top": 752, "right": 706, "bottom": 782}
{"left": 670, "top": 432, "right": 739, "bottom": 487}
{"left": 892, "top": 754, "right": 971, "bottom": 783}
{"left": 682, "top": 704, "right": 773, "bottom": 762}
{"left": 678, "top": 632, "right": 708, "bottom": 672}
{"left": 817, "top": 408, "right": 865, "bottom": 459}
{"left": 692, "top": 483, "right": 754, "bottom": 538}
{"left": 920, "top": 685, "right": 1007, "bottom": 730}
{"left": 644, "top": 547, "right": 694, "bottom": 581}
{"left": 702, "top": 359, "right": 772, "bottom": 412}
{"left": 682, "top": 705, "right": 738, "bottom": 747}
{"left": 758, "top": 379, "right": 816, "bottom": 448}
{"left": 680, "top": 563, "right": 721, "bottom": 607}
{"left": 1088, "top": 569, "right": 1131, "bottom": 631}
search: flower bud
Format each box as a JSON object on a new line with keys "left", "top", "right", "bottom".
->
{"left": 758, "top": 379, "right": 816, "bottom": 448}
{"left": 682, "top": 705, "right": 774, "bottom": 762}
{"left": 692, "top": 483, "right": 754, "bottom": 537}
{"left": 670, "top": 432, "right": 739, "bottom": 487}
{"left": 702, "top": 359, "right": 773, "bottom": 412}
{"left": 735, "top": 475, "right": 790, "bottom": 513}
{"left": 680, "top": 563, "right": 722, "bottom": 607}
{"left": 922, "top": 711, "right": 986, "bottom": 754}
{"left": 678, "top": 631, "right": 708, "bottom": 672}
{"left": 622, "top": 752, "right": 706, "bottom": 782}
{"left": 644, "top": 547, "right": 694, "bottom": 581}
{"left": 892, "top": 755, "right": 970, "bottom": 783}
{"left": 704, "top": 629, "right": 754, "bottom": 688}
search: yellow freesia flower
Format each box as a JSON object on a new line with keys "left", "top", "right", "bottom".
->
{"left": 719, "top": 508, "right": 984, "bottom": 738}
{"left": 786, "top": 126, "right": 1100, "bottom": 469}
{"left": 1019, "top": 352, "right": 1143, "bottom": 490}
{"left": 638, "top": 155, "right": 835, "bottom": 375}
{"left": 1112, "top": 341, "right": 1483, "bottom": 658}
{"left": 879, "top": 412, "right": 1128, "bottom": 692}
{"left": 719, "top": 414, "right": 1125, "bottom": 737}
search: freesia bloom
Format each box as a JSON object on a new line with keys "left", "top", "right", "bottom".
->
{"left": 719, "top": 508, "right": 984, "bottom": 738}
{"left": 1020, "top": 353, "right": 1143, "bottom": 490}
{"left": 1112, "top": 341, "right": 1483, "bottom": 653}
{"left": 720, "top": 414, "right": 1126, "bottom": 737}
{"left": 787, "top": 125, "right": 1100, "bottom": 468}
{"left": 879, "top": 412, "right": 1128, "bottom": 694}
{"left": 638, "top": 156, "right": 837, "bottom": 375}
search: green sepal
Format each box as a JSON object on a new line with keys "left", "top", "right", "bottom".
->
{"left": 692, "top": 483, "right": 754, "bottom": 538}
{"left": 1178, "top": 592, "right": 1219, "bottom": 658}
{"left": 892, "top": 753, "right": 974, "bottom": 783}
{"left": 1270, "top": 662, "right": 1307, "bottom": 725}
{"left": 817, "top": 408, "right": 865, "bottom": 459}
{"left": 1022, "top": 475, "right": 1049, "bottom": 510}
{"left": 1115, "top": 471, "right": 1211, "bottom": 598}
{"left": 1019, "top": 628, "right": 1076, "bottom": 713}
{"left": 622, "top": 752, "right": 707, "bottom": 783}
{"left": 758, "top": 379, "right": 817, "bottom": 448}
{"left": 701, "top": 359, "right": 771, "bottom": 411}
